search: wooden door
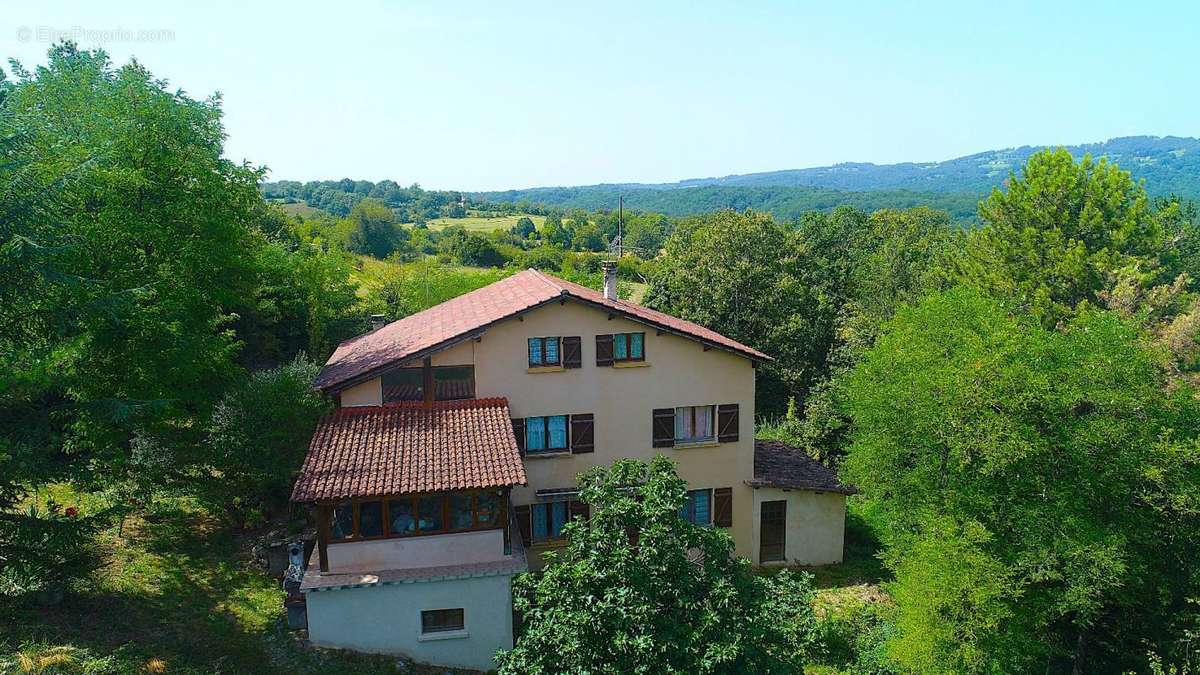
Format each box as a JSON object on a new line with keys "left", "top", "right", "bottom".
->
{"left": 759, "top": 500, "right": 786, "bottom": 562}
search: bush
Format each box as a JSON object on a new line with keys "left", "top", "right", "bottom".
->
{"left": 199, "top": 356, "right": 329, "bottom": 526}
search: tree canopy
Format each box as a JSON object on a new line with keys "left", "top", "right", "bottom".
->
{"left": 498, "top": 457, "right": 819, "bottom": 674}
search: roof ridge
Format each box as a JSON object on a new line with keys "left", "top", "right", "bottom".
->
{"left": 527, "top": 268, "right": 567, "bottom": 294}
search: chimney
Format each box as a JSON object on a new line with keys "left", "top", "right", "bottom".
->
{"left": 601, "top": 260, "right": 618, "bottom": 301}
{"left": 370, "top": 314, "right": 387, "bottom": 330}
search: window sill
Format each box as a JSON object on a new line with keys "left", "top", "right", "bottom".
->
{"left": 527, "top": 365, "right": 565, "bottom": 374}
{"left": 612, "top": 361, "right": 649, "bottom": 369}
{"left": 524, "top": 450, "right": 572, "bottom": 460}
{"left": 418, "top": 629, "right": 469, "bottom": 642}
{"left": 673, "top": 439, "right": 720, "bottom": 450}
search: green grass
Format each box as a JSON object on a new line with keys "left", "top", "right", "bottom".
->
{"left": 422, "top": 213, "right": 545, "bottom": 232}
{"left": 0, "top": 496, "right": 483, "bottom": 675}
{"left": 276, "top": 202, "right": 327, "bottom": 218}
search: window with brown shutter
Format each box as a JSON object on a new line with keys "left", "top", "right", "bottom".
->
{"left": 570, "top": 414, "right": 594, "bottom": 453}
{"left": 512, "top": 418, "right": 525, "bottom": 456}
{"left": 596, "top": 334, "right": 614, "bottom": 366}
{"left": 713, "top": 487, "right": 733, "bottom": 527}
{"left": 652, "top": 408, "right": 675, "bottom": 448}
{"left": 562, "top": 336, "right": 582, "bottom": 369}
{"left": 717, "top": 404, "right": 739, "bottom": 443}
{"left": 514, "top": 504, "right": 532, "bottom": 545}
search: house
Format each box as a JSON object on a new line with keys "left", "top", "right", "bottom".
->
{"left": 290, "top": 263, "right": 854, "bottom": 671}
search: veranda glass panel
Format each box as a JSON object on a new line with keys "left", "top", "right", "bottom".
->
{"left": 331, "top": 502, "right": 354, "bottom": 540}
{"left": 387, "top": 498, "right": 416, "bottom": 536}
{"left": 449, "top": 494, "right": 474, "bottom": 530}
{"left": 418, "top": 495, "right": 444, "bottom": 532}
{"left": 358, "top": 501, "right": 384, "bottom": 537}
{"left": 476, "top": 491, "right": 500, "bottom": 527}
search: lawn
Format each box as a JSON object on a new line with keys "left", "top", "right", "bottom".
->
{"left": 0, "top": 496, "right": 479, "bottom": 675}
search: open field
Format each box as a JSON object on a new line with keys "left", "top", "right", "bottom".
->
{"left": 276, "top": 201, "right": 327, "bottom": 218}
{"left": 423, "top": 213, "right": 545, "bottom": 232}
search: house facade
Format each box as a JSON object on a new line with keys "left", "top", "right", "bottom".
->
{"left": 290, "top": 265, "right": 853, "bottom": 671}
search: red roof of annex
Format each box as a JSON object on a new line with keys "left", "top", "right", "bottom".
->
{"left": 290, "top": 398, "right": 527, "bottom": 502}
{"left": 313, "top": 269, "right": 771, "bottom": 391}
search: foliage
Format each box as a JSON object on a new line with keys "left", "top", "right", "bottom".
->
{"left": 197, "top": 356, "right": 329, "bottom": 526}
{"left": 498, "top": 457, "right": 820, "bottom": 674}
{"left": 365, "top": 260, "right": 512, "bottom": 320}
{"left": 344, "top": 198, "right": 410, "bottom": 259}
{"left": 841, "top": 286, "right": 1200, "bottom": 671}
{"left": 0, "top": 44, "right": 358, "bottom": 592}
{"left": 645, "top": 209, "right": 815, "bottom": 415}
{"left": 957, "top": 148, "right": 1176, "bottom": 327}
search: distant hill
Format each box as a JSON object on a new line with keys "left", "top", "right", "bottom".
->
{"left": 476, "top": 136, "right": 1200, "bottom": 222}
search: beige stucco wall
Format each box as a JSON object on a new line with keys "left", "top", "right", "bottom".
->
{"left": 306, "top": 573, "right": 513, "bottom": 671}
{"left": 340, "top": 377, "right": 382, "bottom": 407}
{"left": 751, "top": 487, "right": 846, "bottom": 565}
{"left": 339, "top": 299, "right": 759, "bottom": 560}
{"left": 326, "top": 529, "right": 506, "bottom": 573}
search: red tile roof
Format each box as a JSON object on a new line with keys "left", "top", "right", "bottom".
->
{"left": 750, "top": 440, "right": 857, "bottom": 495}
{"left": 314, "top": 269, "right": 770, "bottom": 391}
{"left": 290, "top": 398, "right": 527, "bottom": 502}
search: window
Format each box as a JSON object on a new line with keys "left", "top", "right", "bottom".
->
{"left": 387, "top": 498, "right": 416, "bottom": 536}
{"left": 680, "top": 489, "right": 713, "bottom": 526}
{"left": 525, "top": 415, "right": 569, "bottom": 454}
{"left": 597, "top": 333, "right": 645, "bottom": 366}
{"left": 331, "top": 502, "right": 354, "bottom": 540}
{"left": 421, "top": 608, "right": 464, "bottom": 634}
{"left": 358, "top": 501, "right": 384, "bottom": 538}
{"left": 382, "top": 365, "right": 475, "bottom": 402}
{"left": 418, "top": 495, "right": 443, "bottom": 533}
{"left": 326, "top": 490, "right": 505, "bottom": 543}
{"left": 675, "top": 405, "right": 715, "bottom": 443}
{"left": 448, "top": 494, "right": 474, "bottom": 531}
{"left": 528, "top": 337, "right": 559, "bottom": 367}
{"left": 517, "top": 499, "right": 588, "bottom": 544}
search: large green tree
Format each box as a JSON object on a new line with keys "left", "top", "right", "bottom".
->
{"left": 841, "top": 286, "right": 1200, "bottom": 672}
{"left": 644, "top": 209, "right": 813, "bottom": 414}
{"left": 0, "top": 44, "right": 356, "bottom": 589}
{"left": 957, "top": 148, "right": 1177, "bottom": 327}
{"left": 498, "top": 457, "right": 819, "bottom": 674}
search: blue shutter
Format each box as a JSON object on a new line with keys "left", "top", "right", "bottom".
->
{"left": 695, "top": 490, "right": 711, "bottom": 525}
{"left": 526, "top": 417, "right": 546, "bottom": 451}
{"left": 545, "top": 337, "right": 559, "bottom": 364}
{"left": 550, "top": 502, "right": 567, "bottom": 537}
{"left": 528, "top": 338, "right": 542, "bottom": 366}
{"left": 614, "top": 333, "right": 628, "bottom": 360}
{"left": 630, "top": 332, "right": 644, "bottom": 359}
{"left": 548, "top": 415, "right": 568, "bottom": 449}
{"left": 532, "top": 504, "right": 548, "bottom": 541}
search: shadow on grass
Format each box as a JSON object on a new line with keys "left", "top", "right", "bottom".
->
{"left": 0, "top": 501, "right": 476, "bottom": 675}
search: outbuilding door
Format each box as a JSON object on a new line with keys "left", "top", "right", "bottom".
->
{"left": 759, "top": 500, "right": 786, "bottom": 562}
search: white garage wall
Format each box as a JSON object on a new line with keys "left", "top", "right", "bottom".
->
{"left": 305, "top": 573, "right": 514, "bottom": 671}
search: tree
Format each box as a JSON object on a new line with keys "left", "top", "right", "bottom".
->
{"left": 199, "top": 356, "right": 329, "bottom": 525}
{"left": 644, "top": 209, "right": 815, "bottom": 415}
{"left": 841, "top": 286, "right": 1200, "bottom": 671}
{"left": 957, "top": 148, "right": 1176, "bottom": 327}
{"left": 344, "top": 198, "right": 407, "bottom": 259}
{"left": 498, "top": 457, "right": 820, "bottom": 674}
{"left": 511, "top": 216, "right": 536, "bottom": 239}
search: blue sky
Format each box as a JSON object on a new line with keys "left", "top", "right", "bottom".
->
{"left": 4, "top": 1, "right": 1197, "bottom": 190}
